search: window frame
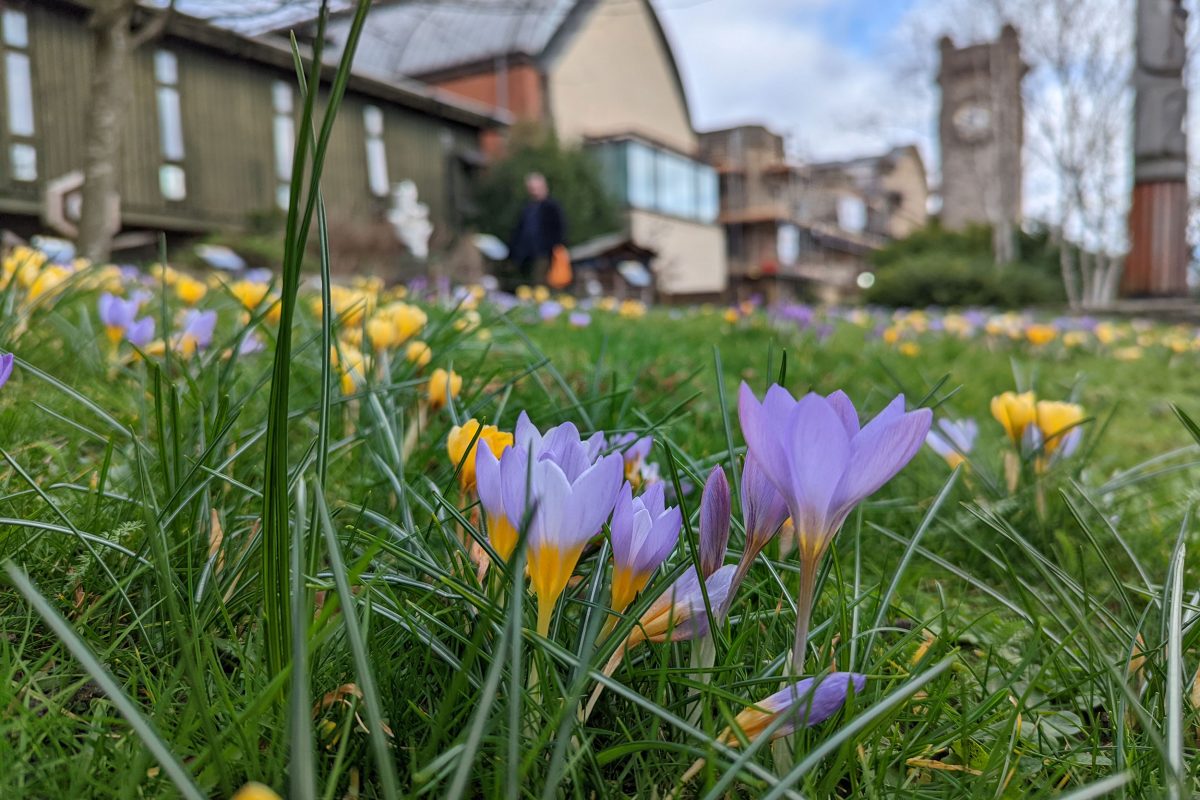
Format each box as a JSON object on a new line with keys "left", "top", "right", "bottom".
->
{"left": 363, "top": 104, "right": 390, "bottom": 197}
{"left": 153, "top": 48, "right": 187, "bottom": 201}
{"left": 271, "top": 79, "right": 295, "bottom": 210}
{"left": 2, "top": 8, "right": 37, "bottom": 183}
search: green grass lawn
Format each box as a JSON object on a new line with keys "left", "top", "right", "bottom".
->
{"left": 2, "top": 259, "right": 1200, "bottom": 799}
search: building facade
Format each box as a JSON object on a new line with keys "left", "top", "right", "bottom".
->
{"left": 936, "top": 25, "right": 1024, "bottom": 242}
{"left": 0, "top": 0, "right": 503, "bottom": 264}
{"left": 700, "top": 125, "right": 927, "bottom": 303}
{"left": 312, "top": 0, "right": 728, "bottom": 300}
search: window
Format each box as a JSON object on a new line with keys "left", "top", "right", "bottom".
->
{"left": 695, "top": 165, "right": 718, "bottom": 223}
{"left": 2, "top": 9, "right": 28, "bottom": 48}
{"left": 626, "top": 142, "right": 656, "bottom": 209}
{"left": 363, "top": 105, "right": 389, "bottom": 197}
{"left": 155, "top": 86, "right": 184, "bottom": 160}
{"left": 272, "top": 80, "right": 294, "bottom": 209}
{"left": 837, "top": 195, "right": 867, "bottom": 233}
{"left": 656, "top": 151, "right": 695, "bottom": 218}
{"left": 159, "top": 164, "right": 186, "bottom": 201}
{"left": 4, "top": 51, "right": 32, "bottom": 136}
{"left": 10, "top": 142, "right": 35, "bottom": 181}
{"left": 2, "top": 9, "right": 36, "bottom": 181}
{"left": 153, "top": 50, "right": 186, "bottom": 199}
{"left": 590, "top": 139, "right": 718, "bottom": 225}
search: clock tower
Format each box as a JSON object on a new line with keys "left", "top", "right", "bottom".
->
{"left": 937, "top": 26, "right": 1025, "bottom": 249}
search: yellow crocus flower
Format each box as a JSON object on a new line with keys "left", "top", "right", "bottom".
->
{"left": 231, "top": 783, "right": 281, "bottom": 800}
{"left": 405, "top": 340, "right": 432, "bottom": 367}
{"left": 446, "top": 419, "right": 513, "bottom": 493}
{"left": 428, "top": 368, "right": 462, "bottom": 410}
{"left": 1035, "top": 400, "right": 1084, "bottom": 457}
{"left": 174, "top": 275, "right": 207, "bottom": 305}
{"left": 990, "top": 391, "right": 1037, "bottom": 446}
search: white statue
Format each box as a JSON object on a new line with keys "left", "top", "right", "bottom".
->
{"left": 387, "top": 180, "right": 433, "bottom": 261}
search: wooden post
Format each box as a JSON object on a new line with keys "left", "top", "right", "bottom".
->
{"left": 1124, "top": 0, "right": 1189, "bottom": 298}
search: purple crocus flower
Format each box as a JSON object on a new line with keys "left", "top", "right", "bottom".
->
{"left": 499, "top": 420, "right": 624, "bottom": 636}
{"left": 513, "top": 411, "right": 606, "bottom": 480}
{"left": 238, "top": 333, "right": 266, "bottom": 355}
{"left": 98, "top": 292, "right": 154, "bottom": 347}
{"left": 174, "top": 309, "right": 217, "bottom": 355}
{"left": 539, "top": 300, "right": 563, "bottom": 321}
{"left": 699, "top": 466, "right": 731, "bottom": 579}
{"left": 126, "top": 317, "right": 156, "bottom": 348}
{"left": 730, "top": 455, "right": 790, "bottom": 596}
{"left": 613, "top": 431, "right": 654, "bottom": 485}
{"left": 925, "top": 418, "right": 978, "bottom": 469}
{"left": 609, "top": 481, "right": 682, "bottom": 615}
{"left": 568, "top": 311, "right": 591, "bottom": 328}
{"left": 738, "top": 383, "right": 931, "bottom": 671}
{"left": 0, "top": 353, "right": 14, "bottom": 390}
{"left": 724, "top": 673, "right": 867, "bottom": 744}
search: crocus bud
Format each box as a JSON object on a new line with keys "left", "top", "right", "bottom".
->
{"left": 699, "top": 465, "right": 730, "bottom": 578}
{"left": 741, "top": 455, "right": 788, "bottom": 561}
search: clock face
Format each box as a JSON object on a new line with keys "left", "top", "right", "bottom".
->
{"left": 953, "top": 102, "right": 992, "bottom": 141}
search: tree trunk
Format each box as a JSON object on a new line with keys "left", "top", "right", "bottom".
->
{"left": 78, "top": 1, "right": 134, "bottom": 264}
{"left": 1056, "top": 230, "right": 1080, "bottom": 308}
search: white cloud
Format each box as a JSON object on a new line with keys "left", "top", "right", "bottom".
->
{"left": 656, "top": 0, "right": 937, "bottom": 164}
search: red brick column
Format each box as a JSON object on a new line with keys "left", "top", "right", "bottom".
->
{"left": 1123, "top": 181, "right": 1188, "bottom": 297}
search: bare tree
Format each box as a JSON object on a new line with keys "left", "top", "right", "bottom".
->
{"left": 900, "top": 0, "right": 1133, "bottom": 307}
{"left": 1010, "top": 0, "right": 1132, "bottom": 308}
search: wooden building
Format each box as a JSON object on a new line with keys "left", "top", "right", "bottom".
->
{"left": 0, "top": 0, "right": 505, "bottom": 252}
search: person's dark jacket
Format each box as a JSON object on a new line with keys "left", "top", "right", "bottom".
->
{"left": 509, "top": 197, "right": 566, "bottom": 264}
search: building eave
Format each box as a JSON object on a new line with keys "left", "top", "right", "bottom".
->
{"left": 52, "top": 0, "right": 511, "bottom": 129}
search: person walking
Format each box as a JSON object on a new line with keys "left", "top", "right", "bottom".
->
{"left": 508, "top": 172, "right": 566, "bottom": 288}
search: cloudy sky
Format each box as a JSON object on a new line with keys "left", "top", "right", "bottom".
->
{"left": 656, "top": 0, "right": 944, "bottom": 164}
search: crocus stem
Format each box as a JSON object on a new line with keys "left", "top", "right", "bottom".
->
{"left": 536, "top": 594, "right": 556, "bottom": 638}
{"left": 686, "top": 634, "right": 717, "bottom": 725}
{"left": 729, "top": 549, "right": 759, "bottom": 605}
{"left": 581, "top": 643, "right": 629, "bottom": 724}
{"left": 791, "top": 558, "right": 819, "bottom": 676}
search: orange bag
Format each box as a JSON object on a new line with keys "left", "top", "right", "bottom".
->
{"left": 547, "top": 244, "right": 573, "bottom": 289}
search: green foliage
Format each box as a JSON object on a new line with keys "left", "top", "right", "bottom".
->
{"left": 471, "top": 125, "right": 623, "bottom": 246}
{"left": 867, "top": 223, "right": 1064, "bottom": 308}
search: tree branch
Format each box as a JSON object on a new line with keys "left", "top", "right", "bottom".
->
{"left": 130, "top": 0, "right": 177, "bottom": 50}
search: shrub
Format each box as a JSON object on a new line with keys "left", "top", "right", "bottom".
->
{"left": 865, "top": 223, "right": 1064, "bottom": 308}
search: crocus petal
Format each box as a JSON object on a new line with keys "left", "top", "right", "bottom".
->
{"left": 0, "top": 353, "right": 13, "bottom": 390}
{"left": 514, "top": 411, "right": 541, "bottom": 452}
{"left": 831, "top": 405, "right": 932, "bottom": 526}
{"left": 641, "top": 564, "right": 737, "bottom": 643}
{"left": 475, "top": 444, "right": 505, "bottom": 518}
{"left": 735, "top": 672, "right": 866, "bottom": 742}
{"left": 585, "top": 431, "right": 607, "bottom": 461}
{"left": 527, "top": 458, "right": 575, "bottom": 552}
{"left": 700, "top": 465, "right": 731, "bottom": 577}
{"left": 666, "top": 564, "right": 737, "bottom": 641}
{"left": 499, "top": 447, "right": 531, "bottom": 528}
{"left": 825, "top": 390, "right": 860, "bottom": 438}
{"left": 127, "top": 317, "right": 156, "bottom": 347}
{"left": 782, "top": 394, "right": 851, "bottom": 540}
{"left": 609, "top": 481, "right": 635, "bottom": 564}
{"left": 738, "top": 383, "right": 790, "bottom": 496}
{"left": 573, "top": 452, "right": 623, "bottom": 538}
{"left": 644, "top": 505, "right": 682, "bottom": 570}
{"left": 741, "top": 455, "right": 789, "bottom": 556}
{"left": 641, "top": 481, "right": 666, "bottom": 516}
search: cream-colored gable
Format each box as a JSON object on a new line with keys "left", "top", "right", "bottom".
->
{"left": 544, "top": 0, "right": 696, "bottom": 154}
